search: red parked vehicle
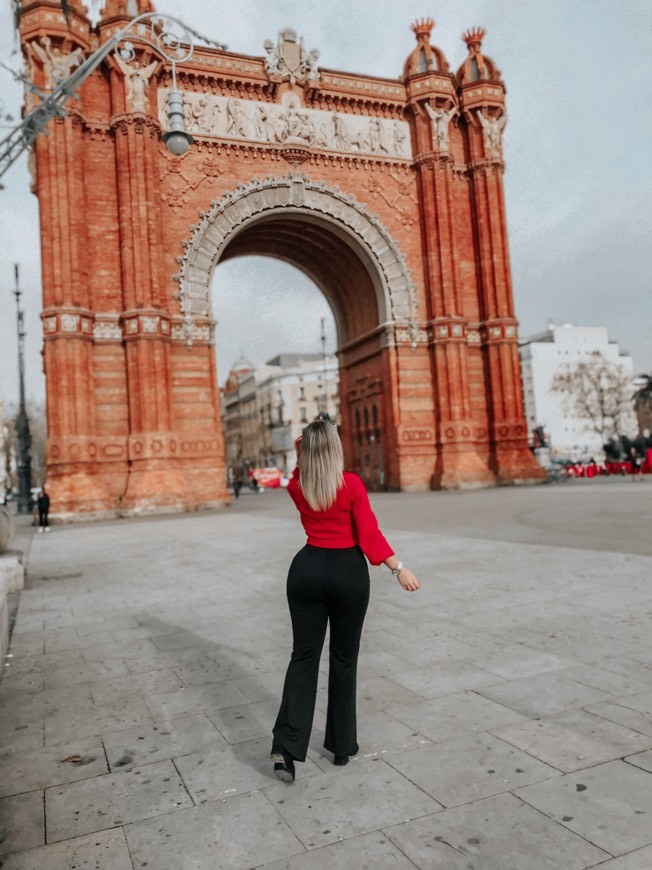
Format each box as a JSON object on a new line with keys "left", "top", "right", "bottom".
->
{"left": 249, "top": 467, "right": 283, "bottom": 489}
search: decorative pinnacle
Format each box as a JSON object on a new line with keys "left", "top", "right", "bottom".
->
{"left": 462, "top": 27, "right": 486, "bottom": 48}
{"left": 411, "top": 18, "right": 435, "bottom": 42}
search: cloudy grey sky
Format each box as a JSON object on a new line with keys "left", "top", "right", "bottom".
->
{"left": 1, "top": 0, "right": 651, "bottom": 406}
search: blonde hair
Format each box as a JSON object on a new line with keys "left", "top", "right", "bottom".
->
{"left": 298, "top": 418, "right": 344, "bottom": 511}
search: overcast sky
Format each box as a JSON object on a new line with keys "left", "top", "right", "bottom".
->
{"left": 1, "top": 0, "right": 651, "bottom": 407}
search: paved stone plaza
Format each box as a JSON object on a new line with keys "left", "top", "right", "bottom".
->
{"left": 1, "top": 479, "right": 651, "bottom": 869}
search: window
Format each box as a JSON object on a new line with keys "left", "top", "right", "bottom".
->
{"left": 300, "top": 407, "right": 307, "bottom": 423}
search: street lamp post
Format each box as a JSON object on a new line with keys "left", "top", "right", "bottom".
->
{"left": 12, "top": 264, "right": 33, "bottom": 514}
{"left": 0, "top": 12, "right": 221, "bottom": 179}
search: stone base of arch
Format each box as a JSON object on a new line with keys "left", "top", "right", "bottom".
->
{"left": 45, "top": 470, "right": 118, "bottom": 522}
{"left": 47, "top": 463, "right": 230, "bottom": 523}
{"left": 491, "top": 442, "right": 548, "bottom": 485}
{"left": 431, "top": 443, "right": 497, "bottom": 490}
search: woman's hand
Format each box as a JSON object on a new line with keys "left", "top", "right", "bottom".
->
{"left": 397, "top": 566, "right": 420, "bottom": 592}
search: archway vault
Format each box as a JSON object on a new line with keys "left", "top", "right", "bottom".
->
{"left": 177, "top": 174, "right": 419, "bottom": 347}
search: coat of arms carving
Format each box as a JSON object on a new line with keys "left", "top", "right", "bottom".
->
{"left": 263, "top": 28, "right": 320, "bottom": 84}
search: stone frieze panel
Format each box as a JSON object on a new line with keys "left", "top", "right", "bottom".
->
{"left": 158, "top": 90, "right": 412, "bottom": 160}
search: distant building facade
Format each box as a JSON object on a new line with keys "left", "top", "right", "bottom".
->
{"left": 519, "top": 325, "right": 634, "bottom": 459}
{"left": 222, "top": 353, "right": 339, "bottom": 480}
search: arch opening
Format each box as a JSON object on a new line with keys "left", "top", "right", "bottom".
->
{"left": 211, "top": 210, "right": 392, "bottom": 491}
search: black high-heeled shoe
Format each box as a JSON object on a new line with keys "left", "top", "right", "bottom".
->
{"left": 270, "top": 747, "right": 295, "bottom": 783}
{"left": 333, "top": 754, "right": 349, "bottom": 766}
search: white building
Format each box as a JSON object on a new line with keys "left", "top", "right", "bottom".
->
{"left": 519, "top": 325, "right": 635, "bottom": 460}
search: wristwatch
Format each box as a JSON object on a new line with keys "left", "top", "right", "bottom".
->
{"left": 391, "top": 561, "right": 403, "bottom": 578}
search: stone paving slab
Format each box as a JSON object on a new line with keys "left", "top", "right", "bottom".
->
{"left": 45, "top": 759, "right": 194, "bottom": 843}
{"left": 257, "top": 830, "right": 417, "bottom": 870}
{"left": 123, "top": 790, "right": 305, "bottom": 870}
{"left": 266, "top": 757, "right": 443, "bottom": 849}
{"left": 173, "top": 736, "right": 320, "bottom": 803}
{"left": 624, "top": 749, "right": 652, "bottom": 773}
{"left": 386, "top": 689, "right": 530, "bottom": 742}
{"left": 388, "top": 658, "right": 505, "bottom": 699}
{"left": 514, "top": 760, "right": 652, "bottom": 856}
{"left": 491, "top": 708, "right": 652, "bottom": 772}
{"left": 383, "top": 792, "right": 609, "bottom": 870}
{"left": 475, "top": 670, "right": 612, "bottom": 718}
{"left": 0, "top": 736, "right": 107, "bottom": 797}
{"left": 102, "top": 712, "right": 227, "bottom": 771}
{"left": 587, "top": 845, "right": 652, "bottom": 869}
{"left": 1, "top": 487, "right": 651, "bottom": 868}
{"left": 0, "top": 791, "right": 45, "bottom": 858}
{"left": 0, "top": 828, "right": 133, "bottom": 870}
{"left": 385, "top": 731, "right": 559, "bottom": 808}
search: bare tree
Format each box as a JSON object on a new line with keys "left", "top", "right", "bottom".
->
{"left": 633, "top": 374, "right": 652, "bottom": 435}
{"left": 2, "top": 400, "right": 47, "bottom": 490}
{"left": 549, "top": 351, "right": 635, "bottom": 440}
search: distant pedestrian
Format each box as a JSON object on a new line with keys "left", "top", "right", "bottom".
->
{"left": 270, "top": 416, "right": 420, "bottom": 784}
{"left": 37, "top": 488, "right": 50, "bottom": 532}
{"left": 233, "top": 478, "right": 242, "bottom": 499}
{"left": 251, "top": 475, "right": 259, "bottom": 493}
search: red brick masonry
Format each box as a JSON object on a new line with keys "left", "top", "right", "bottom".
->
{"left": 19, "top": 2, "right": 545, "bottom": 517}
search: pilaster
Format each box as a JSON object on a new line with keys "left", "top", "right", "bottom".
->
{"left": 410, "top": 101, "right": 494, "bottom": 487}
{"left": 461, "top": 92, "right": 546, "bottom": 482}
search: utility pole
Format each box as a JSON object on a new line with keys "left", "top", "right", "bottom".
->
{"left": 13, "top": 264, "right": 33, "bottom": 514}
{"left": 318, "top": 316, "right": 328, "bottom": 415}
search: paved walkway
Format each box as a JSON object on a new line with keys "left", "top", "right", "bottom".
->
{"left": 1, "top": 480, "right": 652, "bottom": 869}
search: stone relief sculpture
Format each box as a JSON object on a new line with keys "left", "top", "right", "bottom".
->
{"left": 226, "top": 98, "right": 251, "bottom": 138}
{"left": 114, "top": 53, "right": 158, "bottom": 112}
{"left": 184, "top": 95, "right": 221, "bottom": 133}
{"left": 478, "top": 110, "right": 507, "bottom": 159}
{"left": 331, "top": 113, "right": 349, "bottom": 150}
{"left": 424, "top": 103, "right": 457, "bottom": 154}
{"left": 306, "top": 49, "right": 321, "bottom": 81}
{"left": 393, "top": 122, "right": 407, "bottom": 155}
{"left": 263, "top": 29, "right": 321, "bottom": 84}
{"left": 263, "top": 39, "right": 282, "bottom": 75}
{"left": 158, "top": 90, "right": 412, "bottom": 160}
{"left": 29, "top": 36, "right": 83, "bottom": 86}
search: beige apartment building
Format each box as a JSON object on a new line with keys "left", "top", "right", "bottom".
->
{"left": 222, "top": 353, "right": 339, "bottom": 482}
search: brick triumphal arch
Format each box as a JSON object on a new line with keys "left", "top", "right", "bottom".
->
{"left": 20, "top": 1, "right": 544, "bottom": 518}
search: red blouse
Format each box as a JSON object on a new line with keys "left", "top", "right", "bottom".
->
{"left": 288, "top": 469, "right": 394, "bottom": 566}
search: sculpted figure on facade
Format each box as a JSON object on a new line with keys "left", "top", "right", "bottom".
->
{"left": 393, "top": 121, "right": 407, "bottom": 155}
{"left": 29, "top": 36, "right": 83, "bottom": 86}
{"left": 226, "top": 98, "right": 251, "bottom": 138}
{"left": 477, "top": 109, "right": 507, "bottom": 159}
{"left": 252, "top": 105, "right": 269, "bottom": 140}
{"left": 331, "top": 113, "right": 349, "bottom": 150}
{"left": 306, "top": 49, "right": 321, "bottom": 81}
{"left": 114, "top": 53, "right": 158, "bottom": 113}
{"left": 263, "top": 39, "right": 281, "bottom": 75}
{"left": 189, "top": 96, "right": 213, "bottom": 134}
{"left": 349, "top": 128, "right": 369, "bottom": 152}
{"left": 368, "top": 118, "right": 390, "bottom": 154}
{"left": 425, "top": 102, "right": 457, "bottom": 154}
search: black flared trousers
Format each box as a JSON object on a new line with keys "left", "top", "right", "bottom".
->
{"left": 272, "top": 545, "right": 370, "bottom": 762}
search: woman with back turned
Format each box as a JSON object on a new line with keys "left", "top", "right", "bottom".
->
{"left": 271, "top": 416, "right": 420, "bottom": 783}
